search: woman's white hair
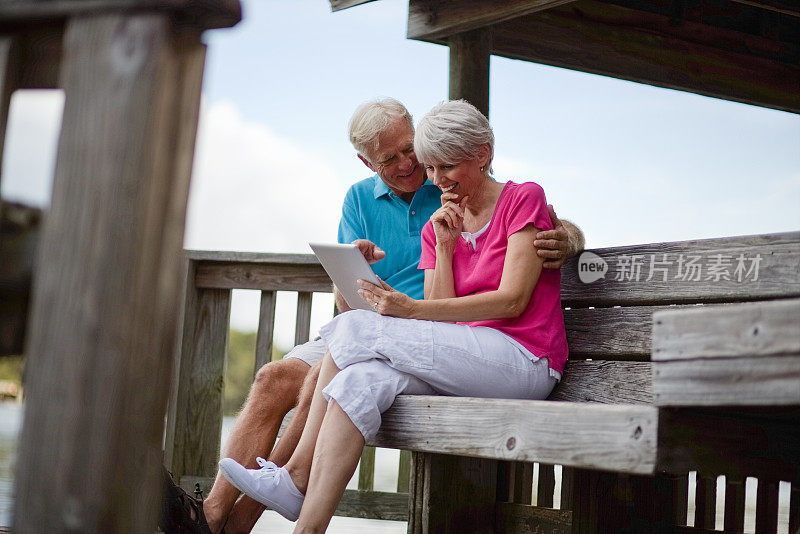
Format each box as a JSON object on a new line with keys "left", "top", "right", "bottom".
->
{"left": 414, "top": 99, "right": 494, "bottom": 174}
{"left": 349, "top": 98, "right": 414, "bottom": 160}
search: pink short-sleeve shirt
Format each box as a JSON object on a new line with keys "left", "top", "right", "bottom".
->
{"left": 418, "top": 181, "right": 568, "bottom": 374}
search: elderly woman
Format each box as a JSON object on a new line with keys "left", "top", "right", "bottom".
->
{"left": 219, "top": 100, "right": 568, "bottom": 533}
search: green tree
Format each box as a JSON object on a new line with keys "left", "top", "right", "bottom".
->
{"left": 224, "top": 330, "right": 286, "bottom": 415}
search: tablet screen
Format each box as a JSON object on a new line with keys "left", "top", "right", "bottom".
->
{"left": 309, "top": 243, "right": 381, "bottom": 311}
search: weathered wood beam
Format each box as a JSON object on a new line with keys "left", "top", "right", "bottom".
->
{"left": 329, "top": 0, "right": 377, "bottom": 12}
{"left": 652, "top": 298, "right": 800, "bottom": 406}
{"left": 408, "top": 0, "right": 578, "bottom": 41}
{"left": 495, "top": 502, "right": 572, "bottom": 534}
{"left": 15, "top": 13, "right": 206, "bottom": 532}
{"left": 0, "top": 0, "right": 241, "bottom": 30}
{"left": 373, "top": 396, "right": 658, "bottom": 474}
{"left": 449, "top": 27, "right": 491, "bottom": 117}
{"left": 488, "top": 1, "right": 800, "bottom": 114}
{"left": 560, "top": 232, "right": 800, "bottom": 307}
{"left": 549, "top": 360, "right": 652, "bottom": 404}
{"left": 730, "top": 0, "right": 800, "bottom": 18}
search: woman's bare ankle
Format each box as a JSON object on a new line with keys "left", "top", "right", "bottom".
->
{"left": 284, "top": 463, "right": 309, "bottom": 494}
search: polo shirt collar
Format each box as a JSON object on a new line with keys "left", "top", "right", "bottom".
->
{"left": 372, "top": 174, "right": 439, "bottom": 200}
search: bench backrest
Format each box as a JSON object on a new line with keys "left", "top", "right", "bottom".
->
{"left": 550, "top": 231, "right": 800, "bottom": 405}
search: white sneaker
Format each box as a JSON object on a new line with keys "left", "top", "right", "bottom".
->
{"left": 218, "top": 457, "right": 305, "bottom": 521}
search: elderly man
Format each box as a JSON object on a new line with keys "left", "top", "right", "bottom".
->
{"left": 160, "top": 98, "right": 584, "bottom": 534}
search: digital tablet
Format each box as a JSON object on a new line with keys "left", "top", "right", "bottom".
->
{"left": 309, "top": 242, "right": 382, "bottom": 311}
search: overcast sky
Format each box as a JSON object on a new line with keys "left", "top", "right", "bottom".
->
{"left": 2, "top": 0, "right": 798, "bottom": 346}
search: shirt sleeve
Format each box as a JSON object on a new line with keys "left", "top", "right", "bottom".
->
{"left": 337, "top": 187, "right": 364, "bottom": 244}
{"left": 505, "top": 182, "right": 553, "bottom": 237}
{"left": 418, "top": 221, "right": 437, "bottom": 269}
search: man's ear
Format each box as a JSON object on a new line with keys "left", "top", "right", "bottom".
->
{"left": 358, "top": 154, "right": 376, "bottom": 172}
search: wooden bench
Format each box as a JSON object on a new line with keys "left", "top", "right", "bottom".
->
{"left": 166, "top": 231, "right": 800, "bottom": 533}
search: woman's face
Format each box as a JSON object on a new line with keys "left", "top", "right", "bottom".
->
{"left": 425, "top": 156, "right": 485, "bottom": 203}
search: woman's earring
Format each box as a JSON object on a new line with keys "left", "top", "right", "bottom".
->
{"left": 480, "top": 166, "right": 485, "bottom": 173}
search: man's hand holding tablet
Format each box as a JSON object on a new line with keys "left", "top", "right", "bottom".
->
{"left": 309, "top": 242, "right": 383, "bottom": 312}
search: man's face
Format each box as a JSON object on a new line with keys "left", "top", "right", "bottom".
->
{"left": 363, "top": 119, "right": 426, "bottom": 201}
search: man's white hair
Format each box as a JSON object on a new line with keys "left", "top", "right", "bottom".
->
{"left": 348, "top": 98, "right": 414, "bottom": 160}
{"left": 414, "top": 99, "right": 494, "bottom": 174}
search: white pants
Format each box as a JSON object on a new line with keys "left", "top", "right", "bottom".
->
{"left": 283, "top": 337, "right": 327, "bottom": 366}
{"left": 319, "top": 310, "right": 557, "bottom": 441}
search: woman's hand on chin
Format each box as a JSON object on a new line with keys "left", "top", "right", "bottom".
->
{"left": 431, "top": 195, "right": 468, "bottom": 251}
{"left": 358, "top": 278, "right": 417, "bottom": 318}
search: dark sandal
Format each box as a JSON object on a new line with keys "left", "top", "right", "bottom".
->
{"left": 159, "top": 466, "right": 212, "bottom": 534}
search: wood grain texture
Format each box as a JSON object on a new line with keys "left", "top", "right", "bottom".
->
{"left": 495, "top": 502, "right": 572, "bottom": 534}
{"left": 653, "top": 353, "right": 800, "bottom": 407}
{"left": 372, "top": 396, "right": 658, "bottom": 474}
{"left": 397, "top": 449, "right": 411, "bottom": 493}
{"left": 537, "top": 464, "right": 555, "bottom": 507}
{"left": 294, "top": 291, "right": 312, "bottom": 346}
{"left": 335, "top": 489, "right": 409, "bottom": 521}
{"left": 15, "top": 14, "right": 204, "bottom": 533}
{"left": 408, "top": 0, "right": 577, "bottom": 40}
{"left": 489, "top": 2, "right": 800, "bottom": 114}
{"left": 170, "top": 288, "right": 231, "bottom": 480}
{"left": 755, "top": 479, "right": 779, "bottom": 534}
{"left": 652, "top": 298, "right": 800, "bottom": 361}
{"left": 656, "top": 407, "right": 800, "bottom": 482}
{"left": 560, "top": 232, "right": 800, "bottom": 307}
{"left": 194, "top": 258, "right": 332, "bottom": 292}
{"left": 549, "top": 360, "right": 652, "bottom": 405}
{"left": 358, "top": 446, "right": 376, "bottom": 491}
{"left": 0, "top": 0, "right": 242, "bottom": 29}
{"left": 419, "top": 453, "right": 498, "bottom": 534}
{"left": 448, "top": 28, "right": 491, "bottom": 118}
{"left": 255, "top": 290, "right": 276, "bottom": 369}
{"left": 694, "top": 476, "right": 716, "bottom": 530}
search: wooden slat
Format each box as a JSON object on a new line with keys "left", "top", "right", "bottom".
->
{"left": 397, "top": 449, "right": 411, "bottom": 493}
{"left": 564, "top": 305, "right": 653, "bottom": 360}
{"left": 415, "top": 453, "right": 497, "bottom": 534}
{"left": 514, "top": 462, "right": 534, "bottom": 505}
{"left": 495, "top": 501, "right": 572, "bottom": 534}
{"left": 487, "top": 2, "right": 800, "bottom": 114}
{"left": 724, "top": 477, "right": 746, "bottom": 533}
{"left": 408, "top": 0, "right": 577, "bottom": 40}
{"left": 694, "top": 476, "right": 717, "bottom": 531}
{"left": 673, "top": 474, "right": 690, "bottom": 527}
{"left": 653, "top": 299, "right": 800, "bottom": 407}
{"left": 656, "top": 407, "right": 800, "bottom": 482}
{"left": 549, "top": 360, "right": 652, "bottom": 405}
{"left": 408, "top": 451, "right": 425, "bottom": 533}
{"left": 294, "top": 291, "right": 312, "bottom": 346}
{"left": 15, "top": 14, "right": 204, "bottom": 532}
{"left": 335, "top": 489, "right": 409, "bottom": 521}
{"left": 755, "top": 479, "right": 780, "bottom": 534}
{"left": 560, "top": 233, "right": 800, "bottom": 307}
{"left": 560, "top": 466, "right": 574, "bottom": 510}
{"left": 16, "top": 23, "right": 63, "bottom": 89}
{"left": 654, "top": 354, "right": 800, "bottom": 407}
{"left": 372, "top": 396, "right": 658, "bottom": 475}
{"left": 195, "top": 259, "right": 332, "bottom": 292}
{"left": 537, "top": 464, "right": 555, "bottom": 507}
{"left": 730, "top": 0, "right": 800, "bottom": 17}
{"left": 0, "top": 0, "right": 242, "bottom": 30}
{"left": 358, "top": 446, "right": 376, "bottom": 491}
{"left": 448, "top": 28, "right": 491, "bottom": 118}
{"left": 653, "top": 298, "right": 800, "bottom": 361}
{"left": 254, "top": 290, "right": 276, "bottom": 370}
{"left": 170, "top": 288, "right": 231, "bottom": 479}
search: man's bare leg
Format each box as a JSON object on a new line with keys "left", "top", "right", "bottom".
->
{"left": 202, "top": 357, "right": 310, "bottom": 533}
{"left": 222, "top": 360, "right": 323, "bottom": 534}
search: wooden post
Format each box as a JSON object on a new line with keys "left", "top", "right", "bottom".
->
{"left": 409, "top": 452, "right": 497, "bottom": 534}
{"left": 0, "top": 36, "right": 19, "bottom": 221}
{"left": 448, "top": 28, "right": 491, "bottom": 118}
{"left": 14, "top": 12, "right": 209, "bottom": 532}
{"left": 255, "top": 289, "right": 277, "bottom": 369}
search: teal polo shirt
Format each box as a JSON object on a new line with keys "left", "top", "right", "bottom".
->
{"left": 338, "top": 174, "right": 441, "bottom": 300}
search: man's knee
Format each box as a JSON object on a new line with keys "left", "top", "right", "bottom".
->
{"left": 250, "top": 358, "right": 309, "bottom": 404}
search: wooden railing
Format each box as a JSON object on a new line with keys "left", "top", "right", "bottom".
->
{"left": 164, "top": 246, "right": 799, "bottom": 531}
{"left": 163, "top": 250, "right": 411, "bottom": 521}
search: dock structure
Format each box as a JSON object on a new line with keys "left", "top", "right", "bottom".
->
{"left": 0, "top": 1, "right": 240, "bottom": 532}
{"left": 2, "top": 0, "right": 799, "bottom": 532}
